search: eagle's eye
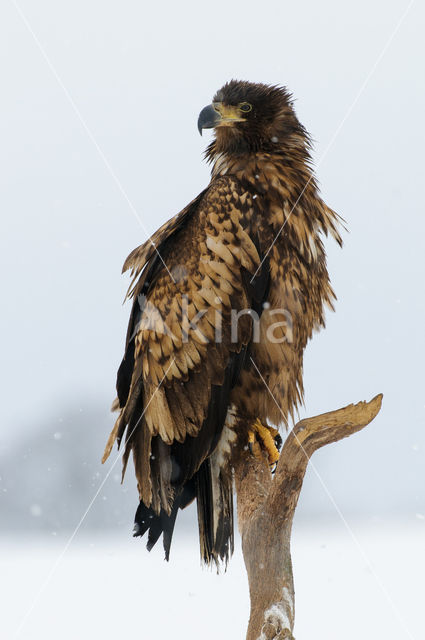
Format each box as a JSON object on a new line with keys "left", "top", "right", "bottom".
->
{"left": 239, "top": 102, "right": 252, "bottom": 113}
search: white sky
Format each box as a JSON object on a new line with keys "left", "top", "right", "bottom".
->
{"left": 0, "top": 0, "right": 424, "bottom": 518}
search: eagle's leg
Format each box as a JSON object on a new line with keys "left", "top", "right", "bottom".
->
{"left": 248, "top": 419, "right": 282, "bottom": 472}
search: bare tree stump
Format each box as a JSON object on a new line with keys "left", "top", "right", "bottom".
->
{"left": 233, "top": 394, "right": 383, "bottom": 640}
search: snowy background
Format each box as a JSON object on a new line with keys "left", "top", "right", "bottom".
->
{"left": 1, "top": 0, "right": 424, "bottom": 638}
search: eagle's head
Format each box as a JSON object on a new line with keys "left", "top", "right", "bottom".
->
{"left": 198, "top": 79, "right": 310, "bottom": 159}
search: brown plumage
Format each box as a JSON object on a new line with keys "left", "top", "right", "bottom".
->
{"left": 102, "top": 80, "right": 343, "bottom": 566}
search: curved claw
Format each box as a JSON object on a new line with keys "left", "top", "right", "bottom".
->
{"left": 274, "top": 432, "right": 283, "bottom": 452}
{"left": 247, "top": 419, "right": 281, "bottom": 468}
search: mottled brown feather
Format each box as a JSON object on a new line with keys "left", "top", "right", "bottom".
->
{"left": 103, "top": 80, "right": 343, "bottom": 565}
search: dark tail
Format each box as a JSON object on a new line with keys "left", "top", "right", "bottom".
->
{"left": 133, "top": 498, "right": 181, "bottom": 561}
{"left": 133, "top": 458, "right": 233, "bottom": 567}
{"left": 133, "top": 474, "right": 198, "bottom": 561}
{"left": 196, "top": 457, "right": 234, "bottom": 568}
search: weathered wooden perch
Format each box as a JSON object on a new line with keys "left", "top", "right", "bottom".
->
{"left": 233, "top": 394, "right": 383, "bottom": 640}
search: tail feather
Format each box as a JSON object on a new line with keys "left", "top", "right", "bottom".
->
{"left": 196, "top": 457, "right": 234, "bottom": 568}
{"left": 133, "top": 457, "right": 234, "bottom": 568}
{"left": 134, "top": 498, "right": 180, "bottom": 561}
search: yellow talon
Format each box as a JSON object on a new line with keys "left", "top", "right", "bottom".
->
{"left": 248, "top": 418, "right": 281, "bottom": 468}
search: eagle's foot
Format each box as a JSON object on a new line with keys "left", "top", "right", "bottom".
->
{"left": 248, "top": 419, "right": 282, "bottom": 472}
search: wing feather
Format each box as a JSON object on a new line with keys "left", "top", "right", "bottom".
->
{"left": 103, "top": 177, "right": 264, "bottom": 518}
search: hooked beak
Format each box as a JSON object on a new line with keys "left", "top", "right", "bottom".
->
{"left": 197, "top": 104, "right": 221, "bottom": 135}
{"left": 197, "top": 102, "right": 246, "bottom": 135}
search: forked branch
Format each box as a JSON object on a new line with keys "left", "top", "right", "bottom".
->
{"left": 233, "top": 394, "right": 383, "bottom": 640}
